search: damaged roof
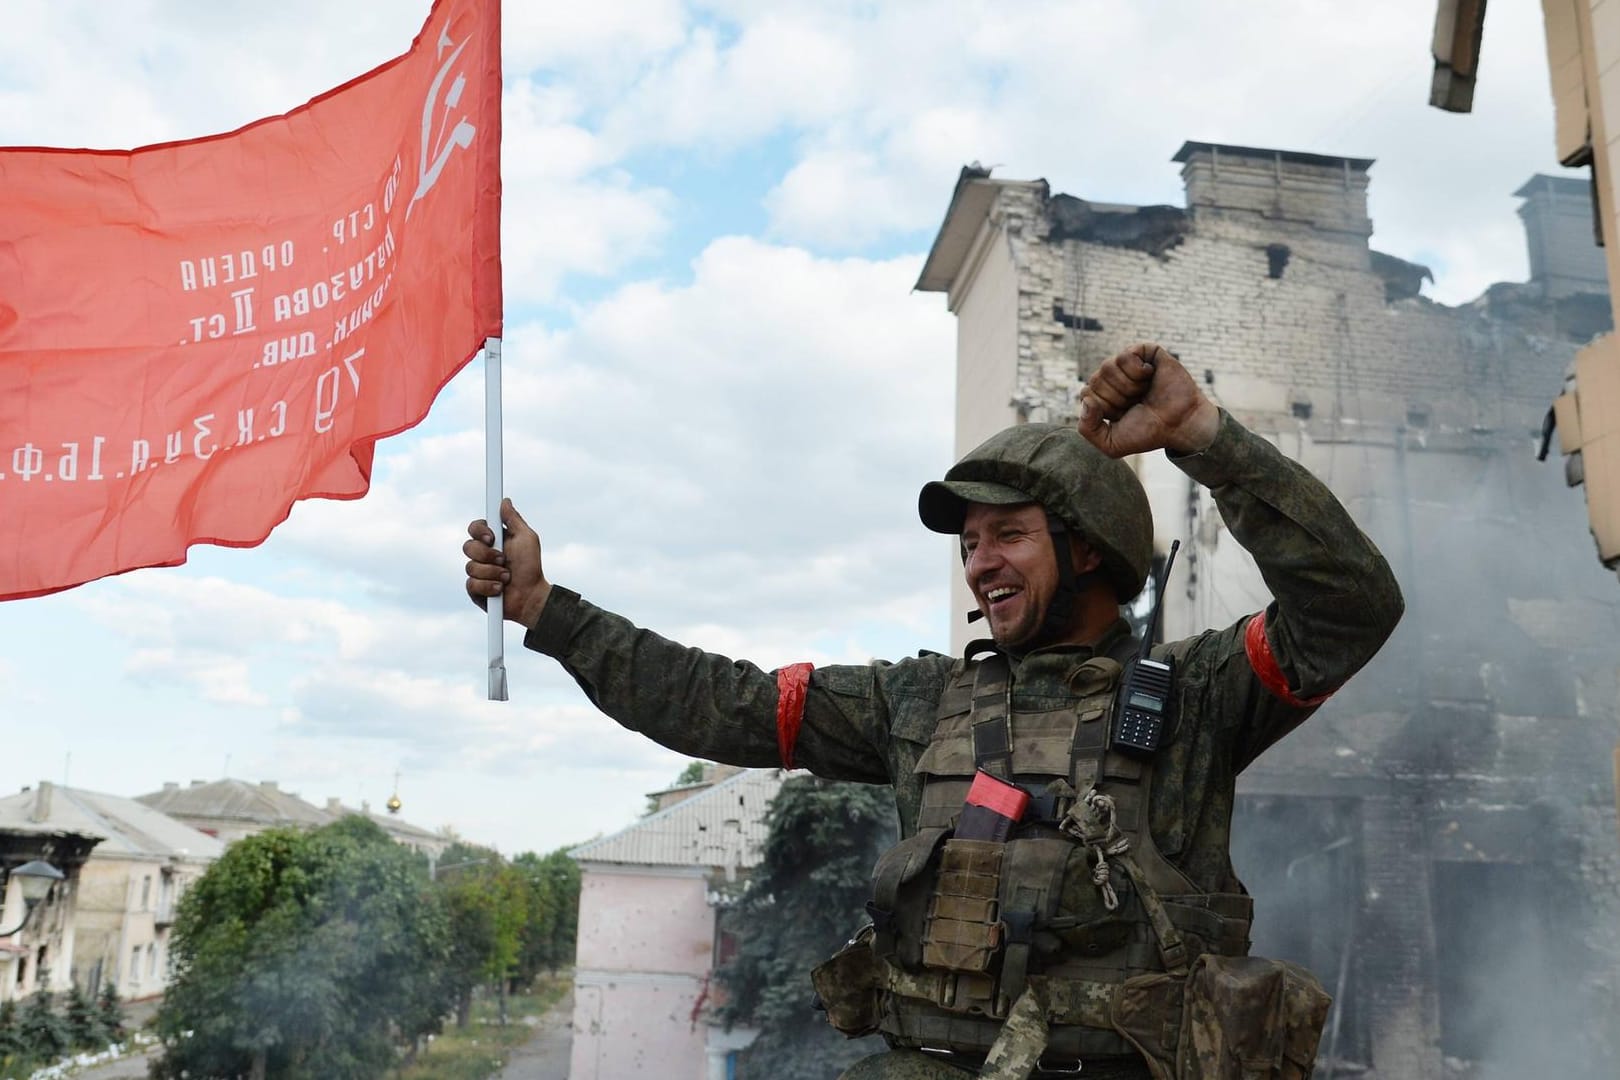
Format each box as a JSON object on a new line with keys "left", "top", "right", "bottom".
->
{"left": 0, "top": 782, "right": 223, "bottom": 862}
{"left": 570, "top": 768, "right": 783, "bottom": 872}
{"left": 915, "top": 164, "right": 1046, "bottom": 296}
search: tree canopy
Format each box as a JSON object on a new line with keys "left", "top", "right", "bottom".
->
{"left": 151, "top": 816, "right": 587, "bottom": 1078}
{"left": 154, "top": 816, "right": 451, "bottom": 1080}
{"left": 513, "top": 847, "right": 582, "bottom": 984}
{"left": 716, "top": 776, "right": 897, "bottom": 1079}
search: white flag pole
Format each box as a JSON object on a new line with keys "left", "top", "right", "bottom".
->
{"left": 485, "top": 336, "right": 509, "bottom": 702}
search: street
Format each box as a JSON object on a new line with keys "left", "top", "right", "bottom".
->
{"left": 494, "top": 987, "right": 574, "bottom": 1080}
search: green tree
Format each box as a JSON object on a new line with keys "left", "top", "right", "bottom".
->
{"left": 93, "top": 983, "right": 124, "bottom": 1044}
{"left": 153, "top": 816, "right": 452, "bottom": 1080}
{"left": 514, "top": 846, "right": 581, "bottom": 984}
{"left": 434, "top": 841, "right": 504, "bottom": 1028}
{"left": 62, "top": 983, "right": 101, "bottom": 1050}
{"left": 434, "top": 843, "right": 531, "bottom": 1025}
{"left": 716, "top": 777, "right": 898, "bottom": 1080}
{"left": 16, "top": 989, "right": 67, "bottom": 1065}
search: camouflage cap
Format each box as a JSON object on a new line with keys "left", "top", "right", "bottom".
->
{"left": 918, "top": 423, "right": 1153, "bottom": 601}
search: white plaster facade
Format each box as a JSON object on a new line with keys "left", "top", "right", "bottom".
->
{"left": 0, "top": 782, "right": 222, "bottom": 1000}
{"left": 567, "top": 769, "right": 783, "bottom": 1080}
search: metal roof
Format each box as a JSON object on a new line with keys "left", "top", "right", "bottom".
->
{"left": 0, "top": 783, "right": 223, "bottom": 862}
{"left": 570, "top": 769, "right": 784, "bottom": 872}
{"left": 327, "top": 802, "right": 442, "bottom": 842}
{"left": 134, "top": 778, "right": 331, "bottom": 828}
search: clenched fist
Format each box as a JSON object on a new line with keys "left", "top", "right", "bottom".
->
{"left": 1078, "top": 343, "right": 1219, "bottom": 458}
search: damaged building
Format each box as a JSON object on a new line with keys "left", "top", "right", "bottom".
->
{"left": 918, "top": 142, "right": 1620, "bottom": 1080}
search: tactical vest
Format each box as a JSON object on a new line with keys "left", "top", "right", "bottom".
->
{"left": 864, "top": 643, "right": 1254, "bottom": 1061}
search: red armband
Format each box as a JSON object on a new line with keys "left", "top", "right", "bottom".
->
{"left": 775, "top": 663, "right": 815, "bottom": 769}
{"left": 1244, "top": 613, "right": 1333, "bottom": 708}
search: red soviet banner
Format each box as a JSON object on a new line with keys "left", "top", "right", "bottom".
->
{"left": 0, "top": 0, "right": 501, "bottom": 600}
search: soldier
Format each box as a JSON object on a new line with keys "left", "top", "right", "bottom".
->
{"left": 463, "top": 343, "right": 1403, "bottom": 1079}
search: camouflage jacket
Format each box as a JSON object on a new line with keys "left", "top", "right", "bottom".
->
{"left": 524, "top": 413, "right": 1404, "bottom": 895}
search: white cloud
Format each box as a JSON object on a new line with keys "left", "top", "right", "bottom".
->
{"left": 269, "top": 235, "right": 955, "bottom": 639}
{"left": 500, "top": 78, "right": 675, "bottom": 303}
{"left": 126, "top": 648, "right": 269, "bottom": 707}
{"left": 503, "top": 0, "right": 687, "bottom": 75}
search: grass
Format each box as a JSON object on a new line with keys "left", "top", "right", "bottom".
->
{"left": 396, "top": 974, "right": 571, "bottom": 1080}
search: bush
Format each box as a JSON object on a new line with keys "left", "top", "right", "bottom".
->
{"left": 64, "top": 983, "right": 103, "bottom": 1050}
{"left": 16, "top": 990, "right": 67, "bottom": 1064}
{"left": 95, "top": 982, "right": 125, "bottom": 1043}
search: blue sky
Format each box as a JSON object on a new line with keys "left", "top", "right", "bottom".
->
{"left": 0, "top": 0, "right": 1580, "bottom": 855}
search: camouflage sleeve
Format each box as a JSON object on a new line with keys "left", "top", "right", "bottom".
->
{"left": 522, "top": 586, "right": 911, "bottom": 784}
{"left": 1165, "top": 410, "right": 1405, "bottom": 768}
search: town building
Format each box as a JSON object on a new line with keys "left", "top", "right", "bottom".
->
{"left": 0, "top": 781, "right": 221, "bottom": 999}
{"left": 319, "top": 797, "right": 450, "bottom": 859}
{"left": 0, "top": 805, "right": 100, "bottom": 1003}
{"left": 135, "top": 778, "right": 449, "bottom": 858}
{"left": 918, "top": 144, "right": 1620, "bottom": 1079}
{"left": 134, "top": 778, "right": 332, "bottom": 843}
{"left": 567, "top": 768, "right": 784, "bottom": 1080}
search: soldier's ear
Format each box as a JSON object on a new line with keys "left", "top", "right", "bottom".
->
{"left": 1071, "top": 536, "right": 1102, "bottom": 574}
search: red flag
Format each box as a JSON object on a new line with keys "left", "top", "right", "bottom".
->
{"left": 0, "top": 0, "right": 501, "bottom": 600}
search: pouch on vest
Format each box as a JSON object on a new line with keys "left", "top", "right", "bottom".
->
{"left": 1176, "top": 955, "right": 1331, "bottom": 1080}
{"left": 1107, "top": 955, "right": 1331, "bottom": 1080}
{"left": 920, "top": 838, "right": 1004, "bottom": 974}
{"left": 810, "top": 925, "right": 883, "bottom": 1039}
{"left": 868, "top": 826, "right": 950, "bottom": 971}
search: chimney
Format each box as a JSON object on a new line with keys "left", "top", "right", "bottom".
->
{"left": 1515, "top": 173, "right": 1609, "bottom": 299}
{"left": 326, "top": 798, "right": 343, "bottom": 813}
{"left": 30, "top": 781, "right": 52, "bottom": 824}
{"left": 702, "top": 763, "right": 744, "bottom": 785}
{"left": 259, "top": 780, "right": 278, "bottom": 791}
{"left": 162, "top": 781, "right": 178, "bottom": 792}
{"left": 1172, "top": 141, "right": 1373, "bottom": 246}
{"left": 190, "top": 779, "right": 207, "bottom": 787}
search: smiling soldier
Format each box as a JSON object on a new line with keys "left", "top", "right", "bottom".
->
{"left": 462, "top": 342, "right": 1403, "bottom": 1079}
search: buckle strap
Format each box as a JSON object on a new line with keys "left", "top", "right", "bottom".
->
{"left": 1113, "top": 853, "right": 1190, "bottom": 975}
{"left": 981, "top": 984, "right": 1051, "bottom": 1079}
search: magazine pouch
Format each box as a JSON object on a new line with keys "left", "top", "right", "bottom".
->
{"left": 920, "top": 838, "right": 1004, "bottom": 974}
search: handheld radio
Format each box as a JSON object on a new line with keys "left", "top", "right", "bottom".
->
{"left": 1111, "top": 539, "right": 1180, "bottom": 757}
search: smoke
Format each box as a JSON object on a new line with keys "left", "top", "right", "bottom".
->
{"left": 1229, "top": 410, "right": 1620, "bottom": 1078}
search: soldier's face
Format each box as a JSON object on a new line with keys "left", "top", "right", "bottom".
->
{"left": 961, "top": 502, "right": 1062, "bottom": 647}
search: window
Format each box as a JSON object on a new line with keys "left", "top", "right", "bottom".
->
{"left": 130, "top": 946, "right": 142, "bottom": 986}
{"left": 146, "top": 944, "right": 157, "bottom": 980}
{"left": 140, "top": 875, "right": 151, "bottom": 910}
